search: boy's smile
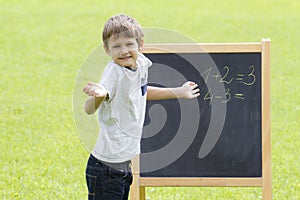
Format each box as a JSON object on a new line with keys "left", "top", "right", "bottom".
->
{"left": 105, "top": 36, "right": 143, "bottom": 69}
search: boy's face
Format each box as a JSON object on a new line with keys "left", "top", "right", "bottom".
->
{"left": 104, "top": 36, "right": 143, "bottom": 68}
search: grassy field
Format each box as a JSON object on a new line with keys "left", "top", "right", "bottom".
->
{"left": 1, "top": 0, "right": 299, "bottom": 199}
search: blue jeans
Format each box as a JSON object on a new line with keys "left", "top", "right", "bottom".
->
{"left": 85, "top": 154, "right": 133, "bottom": 200}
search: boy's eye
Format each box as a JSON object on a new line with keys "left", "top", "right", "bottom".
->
{"left": 127, "top": 43, "right": 134, "bottom": 46}
{"left": 112, "top": 45, "right": 120, "bottom": 49}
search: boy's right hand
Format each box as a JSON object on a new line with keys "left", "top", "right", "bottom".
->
{"left": 83, "top": 82, "right": 108, "bottom": 98}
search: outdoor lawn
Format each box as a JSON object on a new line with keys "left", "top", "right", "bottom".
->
{"left": 1, "top": 0, "right": 299, "bottom": 199}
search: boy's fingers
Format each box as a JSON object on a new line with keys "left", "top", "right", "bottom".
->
{"left": 83, "top": 86, "right": 88, "bottom": 93}
{"left": 88, "top": 82, "right": 96, "bottom": 86}
{"left": 83, "top": 84, "right": 94, "bottom": 95}
{"left": 193, "top": 88, "right": 200, "bottom": 94}
{"left": 83, "top": 86, "right": 91, "bottom": 93}
{"left": 191, "top": 84, "right": 198, "bottom": 89}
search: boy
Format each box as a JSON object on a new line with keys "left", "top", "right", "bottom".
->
{"left": 83, "top": 14, "right": 200, "bottom": 200}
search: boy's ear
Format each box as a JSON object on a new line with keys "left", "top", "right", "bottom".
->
{"left": 104, "top": 44, "right": 111, "bottom": 56}
{"left": 139, "top": 39, "right": 144, "bottom": 51}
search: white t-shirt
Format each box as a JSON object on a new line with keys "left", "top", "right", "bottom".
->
{"left": 92, "top": 53, "right": 152, "bottom": 163}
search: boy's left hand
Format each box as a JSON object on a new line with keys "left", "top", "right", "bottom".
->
{"left": 181, "top": 81, "right": 200, "bottom": 99}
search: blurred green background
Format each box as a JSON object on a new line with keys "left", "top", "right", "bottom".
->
{"left": 1, "top": 0, "right": 299, "bottom": 199}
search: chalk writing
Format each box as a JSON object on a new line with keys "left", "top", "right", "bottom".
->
{"left": 203, "top": 65, "right": 256, "bottom": 105}
{"left": 241, "top": 65, "right": 256, "bottom": 86}
{"left": 219, "top": 66, "right": 233, "bottom": 84}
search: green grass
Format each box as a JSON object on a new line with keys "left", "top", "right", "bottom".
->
{"left": 1, "top": 0, "right": 299, "bottom": 199}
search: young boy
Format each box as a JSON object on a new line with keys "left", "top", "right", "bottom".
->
{"left": 83, "top": 14, "right": 200, "bottom": 200}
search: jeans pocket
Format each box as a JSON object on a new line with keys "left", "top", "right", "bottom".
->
{"left": 108, "top": 168, "right": 127, "bottom": 180}
{"left": 86, "top": 173, "right": 97, "bottom": 200}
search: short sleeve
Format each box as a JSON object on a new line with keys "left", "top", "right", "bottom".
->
{"left": 137, "top": 53, "right": 152, "bottom": 68}
{"left": 99, "top": 63, "right": 118, "bottom": 101}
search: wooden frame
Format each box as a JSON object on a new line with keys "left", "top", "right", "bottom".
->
{"left": 130, "top": 39, "right": 271, "bottom": 200}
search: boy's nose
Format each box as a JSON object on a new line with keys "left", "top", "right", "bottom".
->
{"left": 120, "top": 47, "right": 129, "bottom": 55}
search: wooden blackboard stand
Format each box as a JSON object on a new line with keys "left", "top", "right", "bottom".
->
{"left": 130, "top": 39, "right": 271, "bottom": 200}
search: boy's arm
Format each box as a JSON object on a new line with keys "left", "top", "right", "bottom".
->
{"left": 147, "top": 81, "right": 200, "bottom": 100}
{"left": 83, "top": 82, "right": 108, "bottom": 114}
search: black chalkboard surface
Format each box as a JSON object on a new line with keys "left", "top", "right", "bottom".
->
{"left": 140, "top": 52, "right": 262, "bottom": 177}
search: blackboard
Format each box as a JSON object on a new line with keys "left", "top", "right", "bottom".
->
{"left": 130, "top": 39, "right": 272, "bottom": 200}
{"left": 130, "top": 42, "right": 271, "bottom": 200}
{"left": 140, "top": 51, "right": 262, "bottom": 177}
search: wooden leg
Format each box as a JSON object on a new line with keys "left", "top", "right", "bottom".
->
{"left": 130, "top": 173, "right": 141, "bottom": 200}
{"left": 140, "top": 186, "right": 146, "bottom": 200}
{"left": 262, "top": 38, "right": 272, "bottom": 200}
{"left": 129, "top": 155, "right": 146, "bottom": 200}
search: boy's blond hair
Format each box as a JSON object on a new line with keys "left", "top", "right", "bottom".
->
{"left": 102, "top": 14, "right": 144, "bottom": 48}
